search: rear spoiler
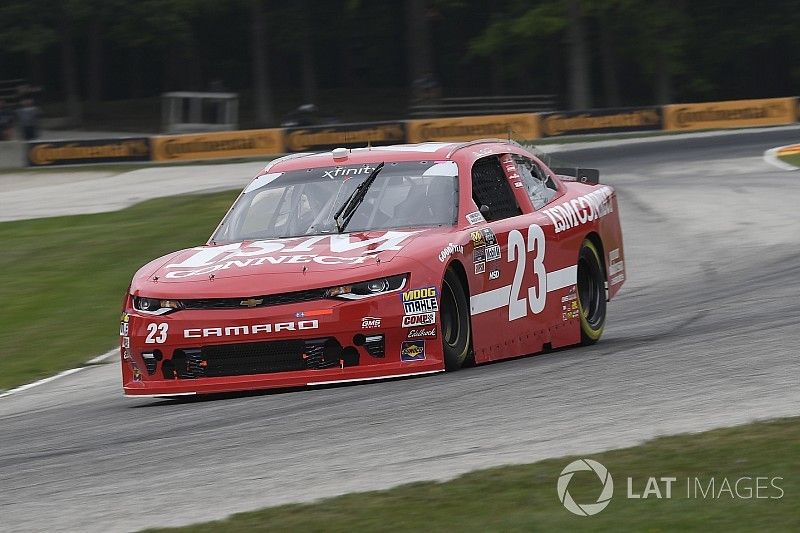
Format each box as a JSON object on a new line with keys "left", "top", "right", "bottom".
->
{"left": 551, "top": 167, "right": 600, "bottom": 185}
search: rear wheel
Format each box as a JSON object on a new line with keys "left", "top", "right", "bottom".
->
{"left": 577, "top": 239, "right": 607, "bottom": 345}
{"left": 440, "top": 269, "right": 472, "bottom": 370}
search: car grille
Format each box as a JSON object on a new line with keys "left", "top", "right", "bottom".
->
{"left": 166, "top": 338, "right": 346, "bottom": 379}
{"left": 180, "top": 288, "right": 329, "bottom": 310}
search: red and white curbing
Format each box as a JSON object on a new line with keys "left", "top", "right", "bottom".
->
{"left": 763, "top": 145, "right": 800, "bottom": 171}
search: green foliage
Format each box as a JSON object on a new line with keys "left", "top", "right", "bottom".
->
{"left": 0, "top": 190, "right": 239, "bottom": 391}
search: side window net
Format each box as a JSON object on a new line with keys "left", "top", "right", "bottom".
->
{"left": 471, "top": 157, "right": 522, "bottom": 221}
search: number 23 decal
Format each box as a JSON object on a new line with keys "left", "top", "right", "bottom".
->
{"left": 145, "top": 323, "right": 168, "bottom": 344}
{"left": 507, "top": 223, "right": 546, "bottom": 321}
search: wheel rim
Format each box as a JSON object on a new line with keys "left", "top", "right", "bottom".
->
{"left": 441, "top": 281, "right": 460, "bottom": 348}
{"left": 577, "top": 254, "right": 603, "bottom": 328}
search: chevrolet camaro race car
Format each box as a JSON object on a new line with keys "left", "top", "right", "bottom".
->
{"left": 120, "top": 140, "right": 625, "bottom": 396}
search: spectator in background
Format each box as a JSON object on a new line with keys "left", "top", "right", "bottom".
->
{"left": 0, "top": 100, "right": 15, "bottom": 140}
{"left": 17, "top": 98, "right": 40, "bottom": 140}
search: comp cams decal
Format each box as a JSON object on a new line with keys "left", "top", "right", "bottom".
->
{"left": 164, "top": 231, "right": 419, "bottom": 279}
{"left": 401, "top": 313, "right": 436, "bottom": 327}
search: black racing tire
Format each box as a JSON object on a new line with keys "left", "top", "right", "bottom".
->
{"left": 440, "top": 268, "right": 472, "bottom": 370}
{"left": 577, "top": 239, "right": 607, "bottom": 345}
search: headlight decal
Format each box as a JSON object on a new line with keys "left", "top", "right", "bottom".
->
{"left": 326, "top": 274, "right": 408, "bottom": 300}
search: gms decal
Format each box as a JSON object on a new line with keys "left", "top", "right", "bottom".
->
{"left": 164, "top": 231, "right": 419, "bottom": 278}
{"left": 541, "top": 187, "right": 614, "bottom": 234}
{"left": 361, "top": 316, "right": 381, "bottom": 329}
{"left": 401, "top": 340, "right": 426, "bottom": 361}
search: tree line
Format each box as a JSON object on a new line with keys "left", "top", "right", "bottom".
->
{"left": 0, "top": 0, "right": 797, "bottom": 127}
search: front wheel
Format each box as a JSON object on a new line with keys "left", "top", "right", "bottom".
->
{"left": 577, "top": 239, "right": 607, "bottom": 345}
{"left": 440, "top": 269, "right": 472, "bottom": 370}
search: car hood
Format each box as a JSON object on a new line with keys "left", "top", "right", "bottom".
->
{"left": 143, "top": 230, "right": 427, "bottom": 285}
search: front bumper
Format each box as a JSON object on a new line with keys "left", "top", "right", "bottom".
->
{"left": 121, "top": 294, "right": 443, "bottom": 396}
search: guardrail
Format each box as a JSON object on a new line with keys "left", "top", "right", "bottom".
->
{"left": 408, "top": 95, "right": 557, "bottom": 117}
{"left": 15, "top": 96, "right": 799, "bottom": 167}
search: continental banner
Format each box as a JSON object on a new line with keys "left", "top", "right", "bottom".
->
{"left": 664, "top": 97, "right": 798, "bottom": 131}
{"left": 284, "top": 122, "right": 406, "bottom": 152}
{"left": 407, "top": 113, "right": 540, "bottom": 143}
{"left": 27, "top": 138, "right": 151, "bottom": 166}
{"left": 151, "top": 129, "right": 285, "bottom": 161}
{"left": 540, "top": 107, "right": 662, "bottom": 137}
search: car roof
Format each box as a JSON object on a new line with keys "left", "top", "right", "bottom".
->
{"left": 265, "top": 139, "right": 522, "bottom": 173}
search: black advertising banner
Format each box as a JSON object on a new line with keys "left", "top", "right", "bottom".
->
{"left": 540, "top": 107, "right": 663, "bottom": 137}
{"left": 27, "top": 138, "right": 152, "bottom": 166}
{"left": 284, "top": 122, "right": 406, "bottom": 152}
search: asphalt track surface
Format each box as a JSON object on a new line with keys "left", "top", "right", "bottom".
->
{"left": 2, "top": 128, "right": 800, "bottom": 532}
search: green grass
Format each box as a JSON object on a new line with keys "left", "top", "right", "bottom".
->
{"left": 0, "top": 190, "right": 239, "bottom": 391}
{"left": 143, "top": 417, "right": 800, "bottom": 532}
{"left": 778, "top": 153, "right": 800, "bottom": 168}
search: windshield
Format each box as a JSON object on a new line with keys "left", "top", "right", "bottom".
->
{"left": 213, "top": 160, "right": 458, "bottom": 243}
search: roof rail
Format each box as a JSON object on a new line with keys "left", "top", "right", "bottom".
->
{"left": 446, "top": 138, "right": 520, "bottom": 158}
{"left": 263, "top": 152, "right": 318, "bottom": 172}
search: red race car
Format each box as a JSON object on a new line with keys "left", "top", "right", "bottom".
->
{"left": 120, "top": 140, "right": 625, "bottom": 397}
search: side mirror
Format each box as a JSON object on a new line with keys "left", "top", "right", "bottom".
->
{"left": 479, "top": 204, "right": 491, "bottom": 219}
{"left": 551, "top": 167, "right": 600, "bottom": 185}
